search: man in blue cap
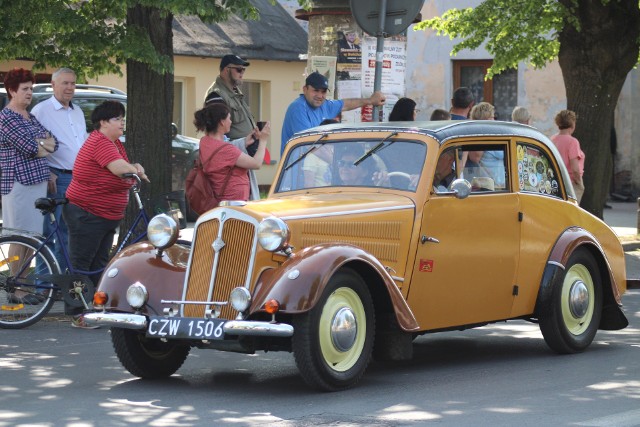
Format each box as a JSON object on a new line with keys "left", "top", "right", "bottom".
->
{"left": 280, "top": 71, "right": 386, "bottom": 154}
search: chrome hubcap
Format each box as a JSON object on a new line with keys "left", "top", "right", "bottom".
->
{"left": 330, "top": 307, "right": 357, "bottom": 352}
{"left": 569, "top": 280, "right": 589, "bottom": 318}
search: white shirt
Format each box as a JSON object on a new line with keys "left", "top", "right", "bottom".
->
{"left": 31, "top": 96, "right": 88, "bottom": 170}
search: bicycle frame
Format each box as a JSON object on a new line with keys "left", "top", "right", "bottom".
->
{"left": 10, "top": 177, "right": 150, "bottom": 284}
{"left": 0, "top": 174, "right": 188, "bottom": 327}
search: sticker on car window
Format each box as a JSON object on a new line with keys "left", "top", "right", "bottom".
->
{"left": 518, "top": 145, "right": 559, "bottom": 197}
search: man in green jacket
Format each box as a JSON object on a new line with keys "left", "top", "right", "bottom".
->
{"left": 205, "top": 54, "right": 256, "bottom": 141}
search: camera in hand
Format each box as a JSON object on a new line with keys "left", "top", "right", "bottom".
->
{"left": 248, "top": 121, "right": 267, "bottom": 157}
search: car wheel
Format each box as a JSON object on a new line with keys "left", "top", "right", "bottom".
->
{"left": 111, "top": 327, "right": 190, "bottom": 378}
{"left": 538, "top": 248, "right": 602, "bottom": 354}
{"left": 292, "top": 268, "right": 374, "bottom": 391}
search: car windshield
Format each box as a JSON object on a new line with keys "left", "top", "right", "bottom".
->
{"left": 275, "top": 138, "right": 427, "bottom": 193}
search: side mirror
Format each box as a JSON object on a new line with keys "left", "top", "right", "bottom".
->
{"left": 171, "top": 123, "right": 178, "bottom": 139}
{"left": 450, "top": 179, "right": 471, "bottom": 199}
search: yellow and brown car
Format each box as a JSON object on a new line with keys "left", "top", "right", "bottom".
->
{"left": 86, "top": 120, "right": 629, "bottom": 391}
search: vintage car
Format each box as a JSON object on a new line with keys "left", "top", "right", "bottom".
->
{"left": 85, "top": 120, "right": 629, "bottom": 391}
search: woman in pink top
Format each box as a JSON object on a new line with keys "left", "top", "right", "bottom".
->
{"left": 550, "top": 110, "right": 585, "bottom": 203}
{"left": 194, "top": 103, "right": 269, "bottom": 202}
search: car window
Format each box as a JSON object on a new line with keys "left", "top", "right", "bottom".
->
{"left": 459, "top": 144, "right": 509, "bottom": 193}
{"left": 276, "top": 139, "right": 427, "bottom": 193}
{"left": 516, "top": 143, "right": 562, "bottom": 198}
{"left": 432, "top": 148, "right": 458, "bottom": 193}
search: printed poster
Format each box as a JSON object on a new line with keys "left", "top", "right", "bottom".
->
{"left": 361, "top": 35, "right": 407, "bottom": 122}
{"left": 308, "top": 56, "right": 337, "bottom": 100}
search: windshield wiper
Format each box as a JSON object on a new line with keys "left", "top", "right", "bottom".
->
{"left": 354, "top": 131, "right": 398, "bottom": 166}
{"left": 284, "top": 133, "right": 329, "bottom": 171}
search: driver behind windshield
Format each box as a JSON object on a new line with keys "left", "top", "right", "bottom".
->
{"left": 337, "top": 146, "right": 378, "bottom": 186}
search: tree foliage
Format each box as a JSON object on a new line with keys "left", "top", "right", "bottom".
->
{"left": 0, "top": 0, "right": 264, "bottom": 80}
{"left": 415, "top": 0, "right": 640, "bottom": 217}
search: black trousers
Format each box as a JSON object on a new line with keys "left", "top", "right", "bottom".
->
{"left": 62, "top": 202, "right": 121, "bottom": 288}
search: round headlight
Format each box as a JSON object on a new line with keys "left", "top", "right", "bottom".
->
{"left": 147, "top": 213, "right": 179, "bottom": 249}
{"left": 257, "top": 217, "right": 290, "bottom": 252}
{"left": 126, "top": 282, "right": 148, "bottom": 309}
{"left": 230, "top": 287, "right": 251, "bottom": 312}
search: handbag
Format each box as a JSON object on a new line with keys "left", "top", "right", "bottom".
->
{"left": 185, "top": 145, "right": 233, "bottom": 215}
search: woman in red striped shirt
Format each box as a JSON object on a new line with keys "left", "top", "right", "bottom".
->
{"left": 62, "top": 100, "right": 149, "bottom": 328}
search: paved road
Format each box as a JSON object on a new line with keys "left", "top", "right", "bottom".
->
{"left": 2, "top": 290, "right": 639, "bottom": 427}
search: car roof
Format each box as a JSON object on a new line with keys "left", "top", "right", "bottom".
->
{"left": 299, "top": 119, "right": 551, "bottom": 146}
{"left": 32, "top": 84, "right": 126, "bottom": 96}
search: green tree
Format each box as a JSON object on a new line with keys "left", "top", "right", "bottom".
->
{"left": 416, "top": 0, "right": 640, "bottom": 218}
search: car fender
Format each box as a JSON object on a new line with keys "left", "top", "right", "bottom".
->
{"left": 249, "top": 243, "right": 420, "bottom": 332}
{"left": 97, "top": 242, "right": 189, "bottom": 313}
{"left": 536, "top": 226, "right": 628, "bottom": 330}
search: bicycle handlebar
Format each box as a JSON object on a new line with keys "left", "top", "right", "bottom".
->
{"left": 121, "top": 173, "right": 142, "bottom": 184}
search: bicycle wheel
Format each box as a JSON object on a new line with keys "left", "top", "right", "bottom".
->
{"left": 0, "top": 235, "right": 60, "bottom": 329}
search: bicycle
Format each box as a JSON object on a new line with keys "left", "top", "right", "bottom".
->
{"left": 0, "top": 174, "right": 186, "bottom": 329}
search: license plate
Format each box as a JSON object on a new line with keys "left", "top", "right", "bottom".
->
{"left": 146, "top": 316, "right": 226, "bottom": 340}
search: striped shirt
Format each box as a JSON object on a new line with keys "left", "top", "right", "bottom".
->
{"left": 66, "top": 130, "right": 132, "bottom": 220}
{"left": 0, "top": 108, "right": 58, "bottom": 195}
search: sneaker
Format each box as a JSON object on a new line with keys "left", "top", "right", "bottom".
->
{"left": 71, "top": 314, "right": 100, "bottom": 329}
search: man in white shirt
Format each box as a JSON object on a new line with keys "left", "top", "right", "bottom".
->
{"left": 32, "top": 68, "right": 88, "bottom": 269}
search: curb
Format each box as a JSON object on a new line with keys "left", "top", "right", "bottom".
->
{"left": 622, "top": 241, "right": 640, "bottom": 251}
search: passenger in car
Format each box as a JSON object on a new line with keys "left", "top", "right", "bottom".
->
{"left": 464, "top": 102, "right": 506, "bottom": 189}
{"left": 433, "top": 150, "right": 456, "bottom": 191}
{"left": 303, "top": 119, "right": 337, "bottom": 188}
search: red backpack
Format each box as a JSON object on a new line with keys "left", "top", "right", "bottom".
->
{"left": 185, "top": 146, "right": 233, "bottom": 216}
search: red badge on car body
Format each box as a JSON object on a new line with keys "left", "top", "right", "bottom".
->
{"left": 419, "top": 259, "right": 433, "bottom": 272}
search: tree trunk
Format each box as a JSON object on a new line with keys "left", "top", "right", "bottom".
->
{"left": 557, "top": 0, "right": 639, "bottom": 218}
{"left": 120, "top": 5, "right": 174, "bottom": 244}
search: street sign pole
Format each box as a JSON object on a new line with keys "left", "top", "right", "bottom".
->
{"left": 350, "top": 0, "right": 425, "bottom": 122}
{"left": 372, "top": 0, "right": 387, "bottom": 122}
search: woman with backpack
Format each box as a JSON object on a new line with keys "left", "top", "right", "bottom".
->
{"left": 189, "top": 103, "right": 269, "bottom": 213}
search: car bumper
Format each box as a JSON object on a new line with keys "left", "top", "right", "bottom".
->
{"left": 83, "top": 312, "right": 294, "bottom": 337}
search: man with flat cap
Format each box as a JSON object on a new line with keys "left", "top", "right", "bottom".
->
{"left": 205, "top": 54, "right": 256, "bottom": 141}
{"left": 281, "top": 71, "right": 386, "bottom": 154}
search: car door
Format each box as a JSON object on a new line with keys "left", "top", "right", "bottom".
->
{"left": 407, "top": 142, "right": 520, "bottom": 330}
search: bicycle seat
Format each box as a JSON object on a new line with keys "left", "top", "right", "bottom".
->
{"left": 35, "top": 197, "right": 69, "bottom": 213}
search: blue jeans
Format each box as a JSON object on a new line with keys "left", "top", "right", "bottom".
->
{"left": 43, "top": 169, "right": 72, "bottom": 271}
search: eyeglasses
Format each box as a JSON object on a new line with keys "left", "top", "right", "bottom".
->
{"left": 228, "top": 66, "right": 246, "bottom": 73}
{"left": 338, "top": 160, "right": 357, "bottom": 169}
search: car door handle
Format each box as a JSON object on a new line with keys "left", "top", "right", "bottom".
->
{"left": 421, "top": 236, "right": 440, "bottom": 244}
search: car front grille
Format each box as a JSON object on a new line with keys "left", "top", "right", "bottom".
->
{"left": 183, "top": 210, "right": 257, "bottom": 319}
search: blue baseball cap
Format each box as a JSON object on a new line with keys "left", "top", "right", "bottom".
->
{"left": 305, "top": 72, "right": 329, "bottom": 90}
